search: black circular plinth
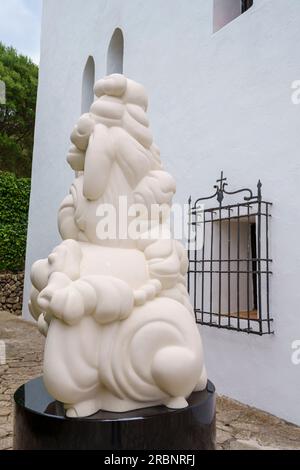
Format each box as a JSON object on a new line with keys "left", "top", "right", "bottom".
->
{"left": 14, "top": 377, "right": 216, "bottom": 450}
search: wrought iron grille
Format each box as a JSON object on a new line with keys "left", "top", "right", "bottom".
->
{"left": 187, "top": 172, "right": 273, "bottom": 335}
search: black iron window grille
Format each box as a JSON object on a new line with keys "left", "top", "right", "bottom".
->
{"left": 187, "top": 172, "right": 273, "bottom": 335}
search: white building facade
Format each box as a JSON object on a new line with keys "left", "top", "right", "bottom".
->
{"left": 24, "top": 0, "right": 300, "bottom": 425}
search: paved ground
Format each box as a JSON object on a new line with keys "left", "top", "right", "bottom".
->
{"left": 0, "top": 311, "right": 299, "bottom": 451}
{"left": 0, "top": 311, "right": 44, "bottom": 451}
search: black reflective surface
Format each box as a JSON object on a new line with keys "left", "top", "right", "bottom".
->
{"left": 14, "top": 377, "right": 216, "bottom": 450}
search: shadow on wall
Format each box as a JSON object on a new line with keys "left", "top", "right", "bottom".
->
{"left": 213, "top": 0, "right": 253, "bottom": 32}
{"left": 82, "top": 56, "right": 95, "bottom": 114}
{"left": 107, "top": 28, "right": 124, "bottom": 75}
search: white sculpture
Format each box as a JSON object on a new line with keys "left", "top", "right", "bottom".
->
{"left": 29, "top": 74, "right": 207, "bottom": 418}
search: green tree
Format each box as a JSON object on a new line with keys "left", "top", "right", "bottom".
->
{"left": 0, "top": 43, "right": 38, "bottom": 177}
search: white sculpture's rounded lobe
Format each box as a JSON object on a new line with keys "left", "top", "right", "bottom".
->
{"left": 30, "top": 74, "right": 207, "bottom": 417}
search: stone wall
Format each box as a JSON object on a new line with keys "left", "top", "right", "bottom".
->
{"left": 0, "top": 272, "right": 24, "bottom": 316}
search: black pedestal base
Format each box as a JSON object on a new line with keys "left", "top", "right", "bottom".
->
{"left": 14, "top": 377, "right": 216, "bottom": 450}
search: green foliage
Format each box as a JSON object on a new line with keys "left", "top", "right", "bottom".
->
{"left": 0, "top": 42, "right": 38, "bottom": 177}
{"left": 0, "top": 172, "right": 31, "bottom": 271}
{"left": 0, "top": 223, "right": 28, "bottom": 272}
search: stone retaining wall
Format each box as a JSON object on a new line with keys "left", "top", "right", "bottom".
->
{"left": 0, "top": 272, "right": 24, "bottom": 316}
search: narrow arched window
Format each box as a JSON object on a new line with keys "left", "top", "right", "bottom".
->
{"left": 81, "top": 56, "right": 95, "bottom": 113}
{"left": 213, "top": 0, "right": 253, "bottom": 33}
{"left": 107, "top": 28, "right": 124, "bottom": 75}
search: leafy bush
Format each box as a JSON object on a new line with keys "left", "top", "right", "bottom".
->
{"left": 0, "top": 171, "right": 31, "bottom": 271}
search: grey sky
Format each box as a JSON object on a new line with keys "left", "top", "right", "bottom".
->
{"left": 0, "top": 0, "right": 42, "bottom": 64}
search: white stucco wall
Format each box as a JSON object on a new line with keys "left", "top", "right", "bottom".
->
{"left": 24, "top": 0, "right": 300, "bottom": 424}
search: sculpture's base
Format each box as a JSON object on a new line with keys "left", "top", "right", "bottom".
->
{"left": 13, "top": 377, "right": 216, "bottom": 450}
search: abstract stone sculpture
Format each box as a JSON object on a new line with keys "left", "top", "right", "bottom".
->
{"left": 29, "top": 74, "right": 207, "bottom": 418}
